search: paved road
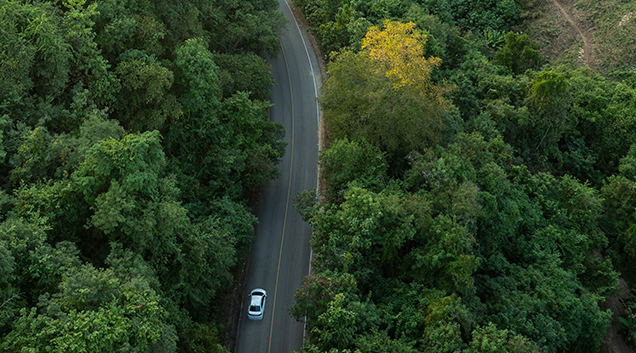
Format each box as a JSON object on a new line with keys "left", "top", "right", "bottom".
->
{"left": 235, "top": 0, "right": 320, "bottom": 352}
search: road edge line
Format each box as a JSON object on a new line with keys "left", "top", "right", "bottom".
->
{"left": 267, "top": 41, "right": 295, "bottom": 353}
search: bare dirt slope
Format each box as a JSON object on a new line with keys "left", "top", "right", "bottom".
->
{"left": 551, "top": 0, "right": 594, "bottom": 70}
{"left": 518, "top": 0, "right": 596, "bottom": 70}
{"left": 600, "top": 279, "right": 634, "bottom": 353}
{"left": 520, "top": 0, "right": 636, "bottom": 74}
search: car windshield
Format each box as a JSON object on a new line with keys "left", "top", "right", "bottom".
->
{"left": 250, "top": 305, "right": 260, "bottom": 312}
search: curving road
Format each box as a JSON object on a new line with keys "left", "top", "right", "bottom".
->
{"left": 235, "top": 0, "right": 321, "bottom": 352}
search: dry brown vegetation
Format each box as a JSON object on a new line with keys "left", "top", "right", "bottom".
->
{"left": 519, "top": 0, "right": 636, "bottom": 75}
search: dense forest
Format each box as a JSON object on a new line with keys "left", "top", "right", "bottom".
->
{"left": 0, "top": 0, "right": 287, "bottom": 351}
{"left": 291, "top": 0, "right": 636, "bottom": 352}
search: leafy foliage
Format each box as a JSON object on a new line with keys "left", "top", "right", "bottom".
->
{"left": 616, "top": 289, "right": 636, "bottom": 349}
{"left": 321, "top": 21, "right": 449, "bottom": 155}
{"left": 494, "top": 32, "right": 542, "bottom": 74}
{"left": 289, "top": 0, "right": 636, "bottom": 349}
{"left": 1, "top": 259, "right": 177, "bottom": 352}
{"left": 319, "top": 138, "right": 387, "bottom": 203}
{"left": 0, "top": 0, "right": 285, "bottom": 350}
{"left": 295, "top": 134, "right": 617, "bottom": 352}
{"left": 431, "top": 0, "right": 522, "bottom": 33}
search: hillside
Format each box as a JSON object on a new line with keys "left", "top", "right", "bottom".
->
{"left": 520, "top": 0, "right": 636, "bottom": 75}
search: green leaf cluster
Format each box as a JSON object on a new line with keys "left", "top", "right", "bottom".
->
{"left": 0, "top": 0, "right": 287, "bottom": 350}
{"left": 293, "top": 0, "right": 636, "bottom": 350}
{"left": 295, "top": 133, "right": 617, "bottom": 352}
{"left": 293, "top": 0, "right": 521, "bottom": 53}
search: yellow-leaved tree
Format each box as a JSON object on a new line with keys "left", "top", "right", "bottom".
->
{"left": 362, "top": 21, "right": 442, "bottom": 97}
{"left": 321, "top": 20, "right": 449, "bottom": 154}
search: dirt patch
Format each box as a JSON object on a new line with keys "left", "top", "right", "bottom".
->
{"left": 518, "top": 0, "right": 597, "bottom": 70}
{"left": 522, "top": 0, "right": 636, "bottom": 74}
{"left": 317, "top": 105, "right": 328, "bottom": 197}
{"left": 579, "top": 0, "right": 636, "bottom": 73}
{"left": 618, "top": 12, "right": 634, "bottom": 26}
{"left": 551, "top": 0, "right": 595, "bottom": 70}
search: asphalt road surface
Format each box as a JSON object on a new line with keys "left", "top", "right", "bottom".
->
{"left": 235, "top": 0, "right": 321, "bottom": 352}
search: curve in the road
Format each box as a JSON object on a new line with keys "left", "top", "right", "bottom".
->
{"left": 282, "top": 0, "right": 321, "bottom": 128}
{"left": 267, "top": 43, "right": 295, "bottom": 353}
{"left": 234, "top": 0, "right": 320, "bottom": 351}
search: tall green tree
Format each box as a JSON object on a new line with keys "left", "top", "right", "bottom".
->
{"left": 63, "top": 0, "right": 120, "bottom": 107}
{"left": 114, "top": 49, "right": 178, "bottom": 131}
{"left": 494, "top": 32, "right": 542, "bottom": 75}
{"left": 1, "top": 260, "right": 177, "bottom": 353}
{"left": 319, "top": 138, "right": 387, "bottom": 203}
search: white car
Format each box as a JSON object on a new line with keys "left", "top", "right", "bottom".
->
{"left": 248, "top": 288, "right": 267, "bottom": 320}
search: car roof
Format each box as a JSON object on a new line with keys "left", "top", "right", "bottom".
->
{"left": 250, "top": 295, "right": 262, "bottom": 307}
